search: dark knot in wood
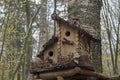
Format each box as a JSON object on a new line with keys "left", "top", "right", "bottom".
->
{"left": 62, "top": 37, "right": 74, "bottom": 45}
{"left": 51, "top": 13, "right": 60, "bottom": 20}
{"left": 69, "top": 17, "right": 80, "bottom": 27}
{"left": 47, "top": 58, "right": 53, "bottom": 64}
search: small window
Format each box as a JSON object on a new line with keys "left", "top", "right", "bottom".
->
{"left": 65, "top": 31, "right": 70, "bottom": 37}
{"left": 48, "top": 51, "right": 53, "bottom": 57}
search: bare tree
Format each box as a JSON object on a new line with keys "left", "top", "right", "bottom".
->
{"left": 101, "top": 0, "right": 120, "bottom": 74}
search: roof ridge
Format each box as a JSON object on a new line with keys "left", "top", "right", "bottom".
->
{"left": 51, "top": 13, "right": 100, "bottom": 42}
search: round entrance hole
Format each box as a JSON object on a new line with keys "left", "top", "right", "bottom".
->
{"left": 65, "top": 31, "right": 70, "bottom": 37}
{"left": 48, "top": 51, "right": 53, "bottom": 57}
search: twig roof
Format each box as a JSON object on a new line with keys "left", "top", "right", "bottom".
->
{"left": 37, "top": 36, "right": 58, "bottom": 59}
{"left": 51, "top": 13, "right": 100, "bottom": 42}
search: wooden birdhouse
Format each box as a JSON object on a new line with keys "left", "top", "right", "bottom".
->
{"left": 30, "top": 13, "right": 101, "bottom": 80}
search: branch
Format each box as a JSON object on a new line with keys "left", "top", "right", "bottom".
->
{"left": 0, "top": 14, "right": 9, "bottom": 60}
{"left": 53, "top": 0, "right": 57, "bottom": 35}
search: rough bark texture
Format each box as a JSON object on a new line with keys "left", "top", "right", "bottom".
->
{"left": 68, "top": 0, "right": 102, "bottom": 72}
{"left": 38, "top": 0, "right": 48, "bottom": 52}
{"left": 24, "top": 0, "right": 33, "bottom": 80}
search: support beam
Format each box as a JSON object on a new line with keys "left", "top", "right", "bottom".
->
{"left": 32, "top": 67, "right": 114, "bottom": 80}
{"left": 57, "top": 76, "right": 64, "bottom": 80}
{"left": 39, "top": 67, "right": 81, "bottom": 79}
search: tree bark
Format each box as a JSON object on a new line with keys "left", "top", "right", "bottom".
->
{"left": 38, "top": 0, "right": 48, "bottom": 52}
{"left": 68, "top": 0, "right": 102, "bottom": 72}
{"left": 24, "top": 0, "right": 32, "bottom": 80}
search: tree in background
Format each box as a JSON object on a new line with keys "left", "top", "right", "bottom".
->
{"left": 0, "top": 0, "right": 44, "bottom": 80}
{"left": 101, "top": 0, "right": 120, "bottom": 75}
{"left": 0, "top": 0, "right": 25, "bottom": 80}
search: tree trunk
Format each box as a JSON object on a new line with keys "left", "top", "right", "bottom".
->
{"left": 68, "top": 0, "right": 102, "bottom": 72}
{"left": 38, "top": 0, "right": 48, "bottom": 52}
{"left": 24, "top": 0, "right": 33, "bottom": 80}
{"left": 101, "top": 0, "right": 120, "bottom": 74}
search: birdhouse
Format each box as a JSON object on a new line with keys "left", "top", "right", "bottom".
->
{"left": 30, "top": 13, "right": 100, "bottom": 79}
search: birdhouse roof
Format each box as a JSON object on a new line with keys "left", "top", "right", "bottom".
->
{"left": 51, "top": 13, "right": 100, "bottom": 42}
{"left": 37, "top": 36, "right": 58, "bottom": 59}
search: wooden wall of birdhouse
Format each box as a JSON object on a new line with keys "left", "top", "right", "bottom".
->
{"left": 43, "top": 42, "right": 58, "bottom": 65}
{"left": 37, "top": 36, "right": 58, "bottom": 65}
{"left": 79, "top": 34, "right": 91, "bottom": 58}
{"left": 57, "top": 23, "right": 78, "bottom": 57}
{"left": 56, "top": 21, "right": 92, "bottom": 58}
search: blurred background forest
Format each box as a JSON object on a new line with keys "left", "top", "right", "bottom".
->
{"left": 0, "top": 0, "right": 120, "bottom": 80}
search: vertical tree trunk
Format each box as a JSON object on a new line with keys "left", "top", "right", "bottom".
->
{"left": 68, "top": 0, "right": 102, "bottom": 72}
{"left": 102, "top": 0, "right": 120, "bottom": 74}
{"left": 17, "top": 71, "right": 21, "bottom": 80}
{"left": 24, "top": 0, "right": 33, "bottom": 80}
{"left": 38, "top": 0, "right": 48, "bottom": 52}
{"left": 1, "top": 60, "right": 5, "bottom": 80}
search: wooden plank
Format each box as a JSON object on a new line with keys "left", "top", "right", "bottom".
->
{"left": 57, "top": 76, "right": 64, "bottom": 80}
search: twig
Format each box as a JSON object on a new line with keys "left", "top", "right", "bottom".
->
{"left": 0, "top": 14, "right": 9, "bottom": 60}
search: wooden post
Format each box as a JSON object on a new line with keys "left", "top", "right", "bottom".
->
{"left": 57, "top": 76, "right": 64, "bottom": 80}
